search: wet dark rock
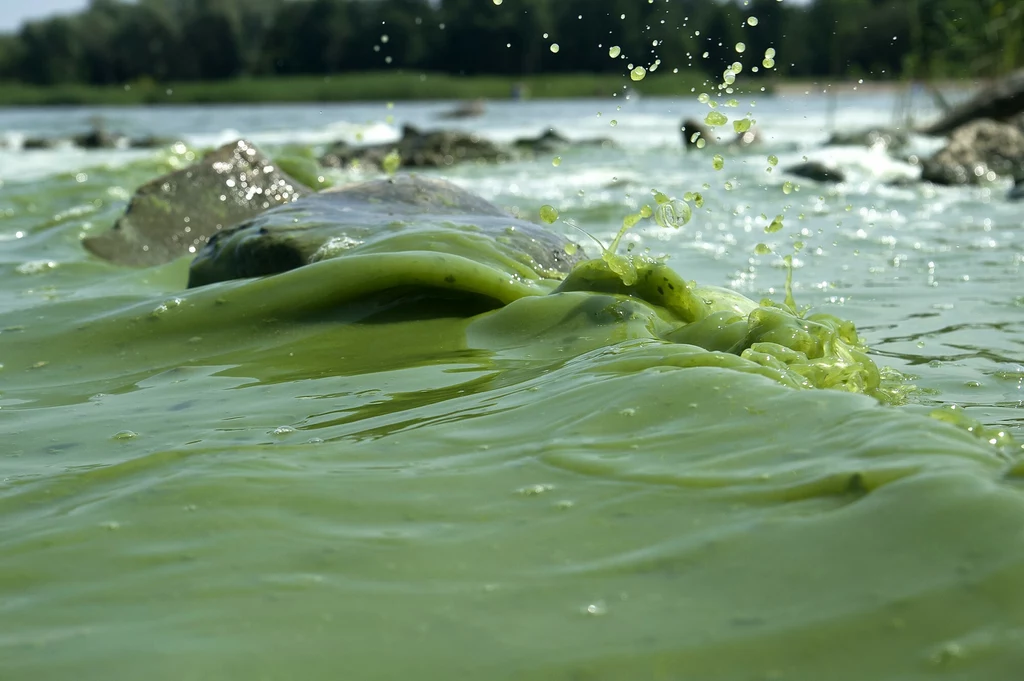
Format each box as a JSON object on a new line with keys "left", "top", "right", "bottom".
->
{"left": 320, "top": 125, "right": 511, "bottom": 170}
{"left": 187, "top": 174, "right": 586, "bottom": 288}
{"left": 826, "top": 127, "right": 909, "bottom": 151}
{"left": 437, "top": 99, "right": 487, "bottom": 119}
{"left": 920, "top": 68, "right": 1024, "bottom": 136}
{"left": 82, "top": 139, "right": 311, "bottom": 267}
{"left": 920, "top": 119, "right": 1024, "bottom": 185}
{"left": 783, "top": 161, "right": 846, "bottom": 183}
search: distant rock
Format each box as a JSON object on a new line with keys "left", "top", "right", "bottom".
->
{"left": 437, "top": 99, "right": 487, "bottom": 120}
{"left": 512, "top": 128, "right": 617, "bottom": 155}
{"left": 680, "top": 117, "right": 759, "bottom": 150}
{"left": 22, "top": 137, "right": 61, "bottom": 150}
{"left": 18, "top": 128, "right": 178, "bottom": 151}
{"left": 321, "top": 125, "right": 510, "bottom": 170}
{"left": 1010, "top": 179, "right": 1024, "bottom": 201}
{"left": 73, "top": 128, "right": 128, "bottom": 149}
{"left": 680, "top": 118, "right": 713, "bottom": 150}
{"left": 826, "top": 127, "right": 909, "bottom": 151}
{"left": 920, "top": 68, "right": 1024, "bottom": 136}
{"left": 783, "top": 161, "right": 846, "bottom": 183}
{"left": 513, "top": 128, "right": 571, "bottom": 155}
{"left": 82, "top": 139, "right": 310, "bottom": 267}
{"left": 128, "top": 135, "right": 178, "bottom": 149}
{"left": 920, "top": 119, "right": 1024, "bottom": 185}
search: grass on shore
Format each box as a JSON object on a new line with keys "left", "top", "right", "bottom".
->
{"left": 0, "top": 70, "right": 775, "bottom": 107}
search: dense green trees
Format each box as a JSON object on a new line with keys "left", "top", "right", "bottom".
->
{"left": 0, "top": 0, "right": 1019, "bottom": 86}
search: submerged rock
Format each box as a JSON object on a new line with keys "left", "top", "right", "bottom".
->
{"left": 783, "top": 161, "right": 846, "bottom": 183}
{"left": 826, "top": 127, "right": 909, "bottom": 151}
{"left": 320, "top": 125, "right": 510, "bottom": 170}
{"left": 187, "top": 174, "right": 586, "bottom": 289}
{"left": 920, "top": 68, "right": 1024, "bottom": 136}
{"left": 920, "top": 119, "right": 1024, "bottom": 185}
{"left": 83, "top": 139, "right": 310, "bottom": 267}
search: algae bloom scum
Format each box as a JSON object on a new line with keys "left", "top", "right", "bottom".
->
{"left": 0, "top": 93, "right": 1023, "bottom": 681}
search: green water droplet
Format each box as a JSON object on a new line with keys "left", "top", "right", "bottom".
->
{"left": 782, "top": 181, "right": 795, "bottom": 195}
{"left": 705, "top": 111, "right": 728, "bottom": 126}
{"left": 767, "top": 154, "right": 779, "bottom": 166}
{"left": 794, "top": 240, "right": 806, "bottom": 251}
{"left": 725, "top": 99, "right": 739, "bottom": 107}
{"left": 552, "top": 156, "right": 562, "bottom": 167}
{"left": 754, "top": 243, "right": 772, "bottom": 255}
{"left": 564, "top": 243, "right": 578, "bottom": 256}
{"left": 685, "top": 191, "right": 705, "bottom": 208}
{"left": 382, "top": 149, "right": 401, "bottom": 175}
{"left": 113, "top": 430, "right": 138, "bottom": 441}
{"left": 766, "top": 215, "right": 785, "bottom": 233}
{"left": 735, "top": 42, "right": 746, "bottom": 53}
{"left": 610, "top": 120, "right": 618, "bottom": 127}
{"left": 630, "top": 66, "right": 647, "bottom": 81}
{"left": 550, "top": 43, "right": 560, "bottom": 54}
{"left": 765, "top": 48, "right": 776, "bottom": 59}
{"left": 733, "top": 118, "right": 752, "bottom": 133}
{"left": 763, "top": 58, "right": 776, "bottom": 69}
{"left": 697, "top": 92, "right": 710, "bottom": 104}
{"left": 539, "top": 205, "right": 559, "bottom": 224}
{"left": 712, "top": 154, "right": 725, "bottom": 170}
{"left": 695, "top": 138, "right": 707, "bottom": 149}
{"left": 609, "top": 45, "right": 621, "bottom": 58}
{"left": 747, "top": 16, "right": 759, "bottom": 26}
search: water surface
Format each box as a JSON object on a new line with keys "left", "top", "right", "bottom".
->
{"left": 2, "top": 93, "right": 1023, "bottom": 680}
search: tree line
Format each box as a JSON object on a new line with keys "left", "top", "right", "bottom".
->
{"left": 0, "top": 0, "right": 1019, "bottom": 87}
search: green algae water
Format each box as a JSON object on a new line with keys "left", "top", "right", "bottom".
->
{"left": 2, "top": 98, "right": 1024, "bottom": 680}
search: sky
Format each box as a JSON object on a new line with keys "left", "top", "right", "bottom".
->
{"left": 0, "top": 0, "right": 89, "bottom": 32}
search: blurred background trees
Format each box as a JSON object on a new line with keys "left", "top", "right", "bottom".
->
{"left": 0, "top": 0, "right": 1019, "bottom": 86}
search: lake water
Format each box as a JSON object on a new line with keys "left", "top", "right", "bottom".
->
{"left": 2, "top": 91, "right": 1024, "bottom": 680}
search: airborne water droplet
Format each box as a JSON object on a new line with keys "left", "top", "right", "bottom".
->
{"left": 609, "top": 45, "right": 621, "bottom": 58}
{"left": 539, "top": 205, "right": 559, "bottom": 223}
{"left": 705, "top": 111, "right": 728, "bottom": 126}
{"left": 630, "top": 66, "right": 646, "bottom": 81}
